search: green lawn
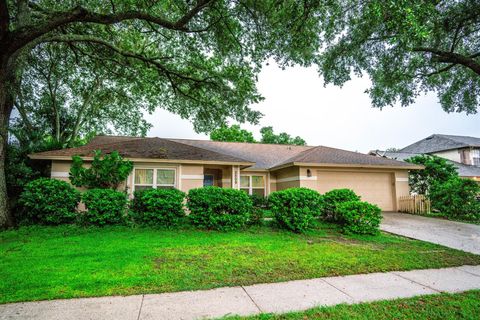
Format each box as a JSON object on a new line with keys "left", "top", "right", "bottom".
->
{"left": 228, "top": 290, "right": 480, "bottom": 320}
{"left": 1, "top": 223, "right": 480, "bottom": 304}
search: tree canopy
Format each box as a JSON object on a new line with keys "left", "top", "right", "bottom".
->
{"left": 209, "top": 124, "right": 255, "bottom": 143}
{"left": 260, "top": 126, "right": 306, "bottom": 146}
{"left": 210, "top": 124, "right": 307, "bottom": 145}
{"left": 405, "top": 155, "right": 458, "bottom": 195}
{"left": 318, "top": 0, "right": 480, "bottom": 114}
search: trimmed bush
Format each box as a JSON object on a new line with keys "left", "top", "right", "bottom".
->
{"left": 322, "top": 189, "right": 360, "bottom": 221}
{"left": 336, "top": 201, "right": 382, "bottom": 235}
{"left": 430, "top": 177, "right": 480, "bottom": 221}
{"left": 187, "top": 187, "right": 252, "bottom": 231}
{"left": 269, "top": 188, "right": 323, "bottom": 233}
{"left": 82, "top": 189, "right": 128, "bottom": 226}
{"left": 19, "top": 178, "right": 80, "bottom": 225}
{"left": 130, "top": 188, "right": 186, "bottom": 226}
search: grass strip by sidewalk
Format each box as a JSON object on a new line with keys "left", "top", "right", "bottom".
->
{"left": 1, "top": 223, "right": 480, "bottom": 304}
{"left": 227, "top": 290, "right": 480, "bottom": 320}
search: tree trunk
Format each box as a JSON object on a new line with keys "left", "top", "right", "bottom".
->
{"left": 0, "top": 58, "right": 14, "bottom": 229}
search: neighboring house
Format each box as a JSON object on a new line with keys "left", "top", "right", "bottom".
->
{"left": 369, "top": 134, "right": 480, "bottom": 181}
{"left": 29, "top": 135, "right": 422, "bottom": 211}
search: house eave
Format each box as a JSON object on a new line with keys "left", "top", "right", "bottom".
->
{"left": 269, "top": 162, "right": 424, "bottom": 171}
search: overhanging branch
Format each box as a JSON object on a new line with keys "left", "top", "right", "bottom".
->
{"left": 413, "top": 47, "right": 480, "bottom": 75}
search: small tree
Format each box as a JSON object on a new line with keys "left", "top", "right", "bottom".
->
{"left": 405, "top": 155, "right": 457, "bottom": 195}
{"left": 210, "top": 125, "right": 256, "bottom": 143}
{"left": 260, "top": 126, "right": 306, "bottom": 146}
{"left": 69, "top": 150, "right": 133, "bottom": 189}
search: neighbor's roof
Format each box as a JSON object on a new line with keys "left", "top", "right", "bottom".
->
{"left": 370, "top": 150, "right": 480, "bottom": 177}
{"left": 400, "top": 134, "right": 480, "bottom": 154}
{"left": 29, "top": 136, "right": 254, "bottom": 165}
{"left": 30, "top": 135, "right": 420, "bottom": 170}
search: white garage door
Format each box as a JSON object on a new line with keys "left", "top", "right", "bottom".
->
{"left": 316, "top": 171, "right": 395, "bottom": 211}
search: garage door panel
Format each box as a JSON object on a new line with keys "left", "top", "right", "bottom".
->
{"left": 317, "top": 171, "right": 394, "bottom": 211}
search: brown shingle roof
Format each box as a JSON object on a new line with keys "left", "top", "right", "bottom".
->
{"left": 170, "top": 139, "right": 313, "bottom": 169}
{"left": 274, "top": 145, "right": 419, "bottom": 169}
{"left": 30, "top": 135, "right": 420, "bottom": 169}
{"left": 30, "top": 137, "right": 253, "bottom": 164}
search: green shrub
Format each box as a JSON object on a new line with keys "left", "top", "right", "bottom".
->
{"left": 430, "top": 177, "right": 480, "bottom": 221}
{"left": 130, "top": 188, "right": 186, "bottom": 226}
{"left": 269, "top": 188, "right": 323, "bottom": 233}
{"left": 19, "top": 178, "right": 81, "bottom": 225}
{"left": 69, "top": 150, "right": 133, "bottom": 189}
{"left": 187, "top": 187, "right": 252, "bottom": 231}
{"left": 81, "top": 189, "right": 128, "bottom": 226}
{"left": 336, "top": 201, "right": 382, "bottom": 235}
{"left": 322, "top": 189, "right": 360, "bottom": 221}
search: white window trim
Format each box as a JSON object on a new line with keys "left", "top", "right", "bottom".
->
{"left": 132, "top": 167, "right": 177, "bottom": 192}
{"left": 240, "top": 174, "right": 266, "bottom": 196}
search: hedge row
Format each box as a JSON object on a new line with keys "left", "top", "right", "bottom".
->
{"left": 19, "top": 178, "right": 382, "bottom": 234}
{"left": 19, "top": 179, "right": 253, "bottom": 230}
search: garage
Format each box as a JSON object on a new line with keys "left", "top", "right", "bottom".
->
{"left": 316, "top": 170, "right": 395, "bottom": 211}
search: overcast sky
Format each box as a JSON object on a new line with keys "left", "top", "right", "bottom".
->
{"left": 146, "top": 63, "right": 480, "bottom": 153}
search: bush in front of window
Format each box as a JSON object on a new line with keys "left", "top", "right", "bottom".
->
{"left": 322, "top": 188, "right": 360, "bottom": 221}
{"left": 335, "top": 201, "right": 382, "bottom": 235}
{"left": 130, "top": 188, "right": 186, "bottom": 226}
{"left": 19, "top": 178, "right": 81, "bottom": 225}
{"left": 187, "top": 187, "right": 253, "bottom": 231}
{"left": 81, "top": 189, "right": 128, "bottom": 226}
{"left": 269, "top": 188, "right": 323, "bottom": 233}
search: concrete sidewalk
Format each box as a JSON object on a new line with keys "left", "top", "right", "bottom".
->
{"left": 1, "top": 265, "right": 480, "bottom": 320}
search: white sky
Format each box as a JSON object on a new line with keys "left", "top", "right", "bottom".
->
{"left": 146, "top": 63, "right": 480, "bottom": 153}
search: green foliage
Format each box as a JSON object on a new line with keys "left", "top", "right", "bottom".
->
{"left": 406, "top": 155, "right": 458, "bottom": 195}
{"left": 429, "top": 177, "right": 480, "bottom": 221}
{"left": 130, "top": 188, "right": 186, "bottom": 226}
{"left": 269, "top": 188, "right": 323, "bottom": 233}
{"left": 210, "top": 125, "right": 256, "bottom": 143}
{"left": 260, "top": 126, "right": 306, "bottom": 145}
{"left": 19, "top": 178, "right": 80, "bottom": 225}
{"left": 186, "top": 187, "right": 252, "bottom": 231}
{"left": 317, "top": 1, "right": 480, "bottom": 114}
{"left": 336, "top": 201, "right": 382, "bottom": 235}
{"left": 81, "top": 189, "right": 127, "bottom": 226}
{"left": 322, "top": 189, "right": 361, "bottom": 221}
{"left": 69, "top": 150, "right": 133, "bottom": 189}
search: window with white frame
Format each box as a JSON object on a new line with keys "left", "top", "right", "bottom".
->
{"left": 133, "top": 168, "right": 176, "bottom": 191}
{"left": 473, "top": 149, "right": 480, "bottom": 166}
{"left": 240, "top": 175, "right": 265, "bottom": 197}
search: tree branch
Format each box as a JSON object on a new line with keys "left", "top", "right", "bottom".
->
{"left": 0, "top": 0, "right": 8, "bottom": 41}
{"left": 10, "top": 0, "right": 214, "bottom": 55}
{"left": 413, "top": 47, "right": 480, "bottom": 75}
{"left": 42, "top": 34, "right": 216, "bottom": 85}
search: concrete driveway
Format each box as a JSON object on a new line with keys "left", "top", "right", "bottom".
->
{"left": 381, "top": 213, "right": 480, "bottom": 255}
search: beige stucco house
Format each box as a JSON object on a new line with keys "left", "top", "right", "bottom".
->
{"left": 30, "top": 135, "right": 422, "bottom": 211}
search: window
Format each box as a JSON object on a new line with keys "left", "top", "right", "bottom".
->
{"left": 133, "top": 168, "right": 176, "bottom": 191}
{"left": 473, "top": 149, "right": 480, "bottom": 166}
{"left": 240, "top": 175, "right": 265, "bottom": 197}
{"left": 203, "top": 174, "right": 214, "bottom": 187}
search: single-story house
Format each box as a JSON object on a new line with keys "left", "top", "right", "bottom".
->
{"left": 29, "top": 135, "right": 422, "bottom": 211}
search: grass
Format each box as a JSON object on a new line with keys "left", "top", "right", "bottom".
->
{"left": 227, "top": 290, "right": 480, "bottom": 320}
{"left": 1, "top": 222, "right": 480, "bottom": 304}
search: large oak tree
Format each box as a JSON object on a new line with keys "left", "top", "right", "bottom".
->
{"left": 0, "top": 0, "right": 326, "bottom": 227}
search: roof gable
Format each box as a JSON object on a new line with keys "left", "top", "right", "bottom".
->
{"left": 400, "top": 134, "right": 480, "bottom": 153}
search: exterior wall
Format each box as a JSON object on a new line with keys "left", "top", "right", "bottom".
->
{"left": 273, "top": 166, "right": 300, "bottom": 190}
{"left": 433, "top": 149, "right": 462, "bottom": 163}
{"left": 179, "top": 164, "right": 204, "bottom": 193}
